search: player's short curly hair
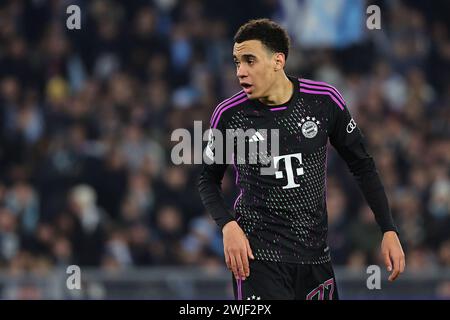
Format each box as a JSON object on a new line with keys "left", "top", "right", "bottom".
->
{"left": 234, "top": 18, "right": 290, "bottom": 60}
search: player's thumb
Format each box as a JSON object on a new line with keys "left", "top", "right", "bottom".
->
{"left": 246, "top": 240, "right": 254, "bottom": 260}
{"left": 383, "top": 252, "right": 392, "bottom": 272}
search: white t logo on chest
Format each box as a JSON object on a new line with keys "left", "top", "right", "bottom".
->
{"left": 273, "top": 153, "right": 304, "bottom": 189}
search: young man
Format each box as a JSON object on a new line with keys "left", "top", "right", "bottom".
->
{"left": 198, "top": 18, "right": 405, "bottom": 300}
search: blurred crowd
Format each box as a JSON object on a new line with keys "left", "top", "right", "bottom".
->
{"left": 0, "top": 0, "right": 449, "bottom": 286}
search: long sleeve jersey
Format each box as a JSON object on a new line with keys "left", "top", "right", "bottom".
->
{"left": 198, "top": 76, "right": 398, "bottom": 264}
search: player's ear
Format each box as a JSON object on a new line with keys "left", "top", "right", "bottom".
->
{"left": 274, "top": 52, "right": 285, "bottom": 71}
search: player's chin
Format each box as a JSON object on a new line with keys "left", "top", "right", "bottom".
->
{"left": 244, "top": 88, "right": 259, "bottom": 99}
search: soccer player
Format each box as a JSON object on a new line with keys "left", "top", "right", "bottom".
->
{"left": 197, "top": 18, "right": 405, "bottom": 300}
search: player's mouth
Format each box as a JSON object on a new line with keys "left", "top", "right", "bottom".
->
{"left": 240, "top": 83, "right": 253, "bottom": 94}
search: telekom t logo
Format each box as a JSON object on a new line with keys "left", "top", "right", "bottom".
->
{"left": 273, "top": 153, "right": 304, "bottom": 189}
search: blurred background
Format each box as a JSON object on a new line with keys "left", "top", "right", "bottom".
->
{"left": 0, "top": 0, "right": 449, "bottom": 299}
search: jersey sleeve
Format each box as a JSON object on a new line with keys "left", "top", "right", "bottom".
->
{"left": 328, "top": 98, "right": 398, "bottom": 234}
{"left": 197, "top": 110, "right": 235, "bottom": 230}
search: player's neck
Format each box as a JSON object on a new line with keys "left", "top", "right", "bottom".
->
{"left": 258, "top": 74, "right": 293, "bottom": 106}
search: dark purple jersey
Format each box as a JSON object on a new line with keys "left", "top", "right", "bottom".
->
{"left": 198, "top": 76, "right": 397, "bottom": 264}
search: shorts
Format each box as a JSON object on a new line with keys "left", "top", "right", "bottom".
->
{"left": 232, "top": 259, "right": 339, "bottom": 300}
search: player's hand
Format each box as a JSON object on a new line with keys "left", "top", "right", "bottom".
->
{"left": 222, "top": 221, "right": 254, "bottom": 280}
{"left": 381, "top": 231, "right": 405, "bottom": 282}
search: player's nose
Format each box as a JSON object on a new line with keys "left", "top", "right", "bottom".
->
{"left": 236, "top": 65, "right": 248, "bottom": 78}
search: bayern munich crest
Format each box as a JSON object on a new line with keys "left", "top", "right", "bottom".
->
{"left": 300, "top": 116, "right": 320, "bottom": 138}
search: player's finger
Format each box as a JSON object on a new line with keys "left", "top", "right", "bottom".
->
{"left": 224, "top": 250, "right": 231, "bottom": 270}
{"left": 383, "top": 252, "right": 392, "bottom": 272}
{"left": 394, "top": 254, "right": 401, "bottom": 273}
{"left": 241, "top": 249, "right": 250, "bottom": 278}
{"left": 235, "top": 252, "right": 246, "bottom": 280}
{"left": 400, "top": 255, "right": 406, "bottom": 273}
{"left": 389, "top": 265, "right": 399, "bottom": 281}
{"left": 229, "top": 253, "right": 239, "bottom": 279}
{"left": 388, "top": 255, "right": 400, "bottom": 281}
{"left": 246, "top": 239, "right": 254, "bottom": 260}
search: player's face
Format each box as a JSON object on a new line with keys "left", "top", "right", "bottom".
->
{"left": 233, "top": 40, "right": 278, "bottom": 99}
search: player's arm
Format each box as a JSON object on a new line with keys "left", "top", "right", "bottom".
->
{"left": 328, "top": 97, "right": 405, "bottom": 281}
{"left": 197, "top": 119, "right": 253, "bottom": 280}
{"left": 197, "top": 159, "right": 234, "bottom": 230}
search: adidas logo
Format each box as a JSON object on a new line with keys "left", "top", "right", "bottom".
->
{"left": 249, "top": 131, "right": 265, "bottom": 142}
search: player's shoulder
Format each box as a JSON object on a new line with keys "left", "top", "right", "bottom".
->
{"left": 209, "top": 90, "right": 248, "bottom": 129}
{"left": 298, "top": 77, "right": 346, "bottom": 111}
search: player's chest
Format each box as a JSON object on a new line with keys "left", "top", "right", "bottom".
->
{"left": 229, "top": 106, "right": 330, "bottom": 154}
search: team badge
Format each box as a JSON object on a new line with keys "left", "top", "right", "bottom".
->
{"left": 300, "top": 116, "right": 320, "bottom": 138}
